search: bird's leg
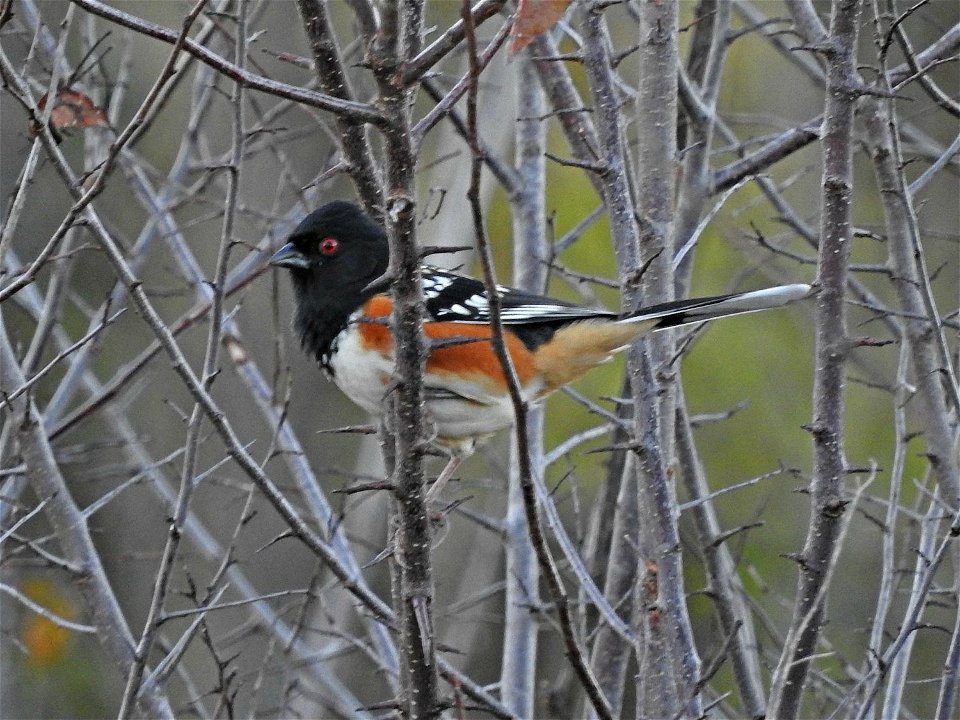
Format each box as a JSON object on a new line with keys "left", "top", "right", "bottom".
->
{"left": 424, "top": 454, "right": 463, "bottom": 504}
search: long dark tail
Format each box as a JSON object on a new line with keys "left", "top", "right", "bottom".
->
{"left": 621, "top": 283, "right": 814, "bottom": 331}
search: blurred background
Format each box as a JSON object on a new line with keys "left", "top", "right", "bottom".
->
{"left": 1, "top": 1, "right": 957, "bottom": 717}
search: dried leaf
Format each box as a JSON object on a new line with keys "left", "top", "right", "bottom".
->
{"left": 509, "top": 0, "right": 572, "bottom": 54}
{"left": 30, "top": 88, "right": 108, "bottom": 137}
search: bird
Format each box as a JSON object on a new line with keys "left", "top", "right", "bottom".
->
{"left": 270, "top": 200, "right": 812, "bottom": 501}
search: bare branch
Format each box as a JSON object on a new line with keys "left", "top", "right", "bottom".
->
{"left": 769, "top": 2, "right": 864, "bottom": 715}
{"left": 69, "top": 0, "right": 386, "bottom": 125}
{"left": 0, "top": 314, "right": 175, "bottom": 718}
{"left": 675, "top": 394, "right": 767, "bottom": 718}
{"left": 296, "top": 0, "right": 383, "bottom": 211}
{"left": 369, "top": 1, "right": 438, "bottom": 714}
{"left": 402, "top": 0, "right": 508, "bottom": 85}
{"left": 463, "top": 6, "right": 612, "bottom": 718}
{"left": 499, "top": 47, "right": 546, "bottom": 719}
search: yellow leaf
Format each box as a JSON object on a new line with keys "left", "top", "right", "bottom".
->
{"left": 21, "top": 578, "right": 77, "bottom": 668}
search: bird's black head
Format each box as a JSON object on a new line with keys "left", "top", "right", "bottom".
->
{"left": 270, "top": 201, "right": 389, "bottom": 366}
{"left": 270, "top": 201, "right": 388, "bottom": 289}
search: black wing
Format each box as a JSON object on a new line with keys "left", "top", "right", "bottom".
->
{"left": 421, "top": 267, "right": 614, "bottom": 325}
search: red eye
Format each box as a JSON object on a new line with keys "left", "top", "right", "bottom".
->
{"left": 319, "top": 237, "right": 339, "bottom": 255}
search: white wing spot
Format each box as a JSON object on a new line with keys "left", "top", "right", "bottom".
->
{"left": 448, "top": 304, "right": 471, "bottom": 316}
{"left": 422, "top": 274, "right": 454, "bottom": 300}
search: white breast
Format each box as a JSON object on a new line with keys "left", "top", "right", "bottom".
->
{"left": 326, "top": 325, "right": 394, "bottom": 416}
{"left": 326, "top": 324, "right": 544, "bottom": 446}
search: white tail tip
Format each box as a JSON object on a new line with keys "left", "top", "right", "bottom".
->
{"left": 726, "top": 283, "right": 816, "bottom": 311}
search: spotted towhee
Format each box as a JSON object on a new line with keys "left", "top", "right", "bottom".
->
{"left": 271, "top": 201, "right": 812, "bottom": 498}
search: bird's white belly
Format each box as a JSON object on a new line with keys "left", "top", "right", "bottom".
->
{"left": 422, "top": 385, "right": 518, "bottom": 440}
{"left": 327, "top": 327, "right": 540, "bottom": 442}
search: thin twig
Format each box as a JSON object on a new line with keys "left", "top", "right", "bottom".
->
{"left": 68, "top": 0, "right": 387, "bottom": 125}
{"left": 462, "top": 5, "right": 612, "bottom": 718}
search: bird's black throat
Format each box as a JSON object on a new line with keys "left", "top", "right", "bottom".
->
{"left": 290, "top": 271, "right": 380, "bottom": 374}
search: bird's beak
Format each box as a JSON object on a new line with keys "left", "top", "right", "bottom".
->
{"left": 269, "top": 242, "right": 311, "bottom": 270}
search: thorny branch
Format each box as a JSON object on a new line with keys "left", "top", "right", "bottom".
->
{"left": 1, "top": 1, "right": 957, "bottom": 717}
{"left": 462, "top": 4, "right": 612, "bottom": 719}
{"left": 769, "top": 1, "right": 863, "bottom": 717}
